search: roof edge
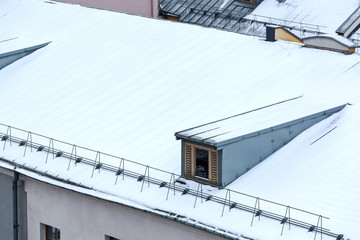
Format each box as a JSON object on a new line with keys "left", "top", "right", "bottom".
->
{"left": 0, "top": 42, "right": 51, "bottom": 58}
{"left": 301, "top": 35, "right": 359, "bottom": 48}
{"left": 175, "top": 96, "right": 302, "bottom": 141}
{"left": 215, "top": 104, "right": 347, "bottom": 148}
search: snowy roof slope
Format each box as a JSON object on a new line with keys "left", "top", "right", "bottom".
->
{"left": 175, "top": 96, "right": 345, "bottom": 146}
{"left": 0, "top": 37, "right": 49, "bottom": 56}
{"left": 248, "top": 0, "right": 360, "bottom": 34}
{"left": 0, "top": 0, "right": 360, "bottom": 239}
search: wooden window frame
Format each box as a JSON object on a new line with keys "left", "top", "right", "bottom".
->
{"left": 185, "top": 142, "right": 218, "bottom": 185}
{"left": 45, "top": 225, "right": 60, "bottom": 240}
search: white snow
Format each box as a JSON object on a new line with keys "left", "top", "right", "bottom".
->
{"left": 302, "top": 34, "right": 359, "bottom": 47}
{"left": 175, "top": 96, "right": 345, "bottom": 144}
{"left": 0, "top": 0, "right": 360, "bottom": 239}
{"left": 0, "top": 37, "right": 48, "bottom": 55}
{"left": 248, "top": 0, "right": 360, "bottom": 34}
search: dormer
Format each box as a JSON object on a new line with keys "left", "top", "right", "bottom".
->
{"left": 0, "top": 38, "right": 50, "bottom": 70}
{"left": 301, "top": 35, "right": 359, "bottom": 54}
{"left": 175, "top": 97, "right": 346, "bottom": 187}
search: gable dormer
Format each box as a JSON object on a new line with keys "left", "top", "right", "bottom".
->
{"left": 175, "top": 97, "right": 346, "bottom": 187}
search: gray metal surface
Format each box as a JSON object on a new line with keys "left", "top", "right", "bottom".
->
{"left": 159, "top": 0, "right": 256, "bottom": 32}
{"left": 220, "top": 112, "right": 332, "bottom": 186}
{"left": 0, "top": 42, "right": 49, "bottom": 70}
{"left": 176, "top": 101, "right": 346, "bottom": 187}
{"left": 336, "top": 6, "right": 360, "bottom": 36}
{"left": 175, "top": 98, "right": 346, "bottom": 147}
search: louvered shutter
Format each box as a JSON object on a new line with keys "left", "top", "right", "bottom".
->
{"left": 185, "top": 144, "right": 192, "bottom": 177}
{"left": 210, "top": 150, "right": 218, "bottom": 185}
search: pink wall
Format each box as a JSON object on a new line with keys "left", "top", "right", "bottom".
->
{"left": 56, "top": 0, "right": 159, "bottom": 18}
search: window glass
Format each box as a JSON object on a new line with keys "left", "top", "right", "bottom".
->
{"left": 106, "top": 236, "right": 120, "bottom": 240}
{"left": 195, "top": 148, "right": 209, "bottom": 179}
{"left": 46, "top": 226, "right": 60, "bottom": 240}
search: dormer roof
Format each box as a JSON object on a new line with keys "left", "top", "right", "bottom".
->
{"left": 175, "top": 97, "right": 346, "bottom": 147}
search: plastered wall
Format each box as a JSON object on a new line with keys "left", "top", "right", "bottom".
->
{"left": 24, "top": 176, "right": 227, "bottom": 240}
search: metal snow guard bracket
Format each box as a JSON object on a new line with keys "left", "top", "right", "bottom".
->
{"left": 0, "top": 123, "right": 344, "bottom": 239}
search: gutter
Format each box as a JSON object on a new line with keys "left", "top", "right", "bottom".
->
{"left": 12, "top": 171, "right": 19, "bottom": 240}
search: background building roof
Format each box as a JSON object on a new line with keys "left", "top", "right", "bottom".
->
{"left": 246, "top": 0, "right": 360, "bottom": 38}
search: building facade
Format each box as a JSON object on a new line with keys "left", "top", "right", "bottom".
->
{"left": 55, "top": 0, "right": 159, "bottom": 18}
{"left": 0, "top": 165, "right": 228, "bottom": 240}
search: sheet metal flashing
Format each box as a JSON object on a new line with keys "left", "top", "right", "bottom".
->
{"left": 0, "top": 42, "right": 50, "bottom": 58}
{"left": 0, "top": 38, "right": 50, "bottom": 70}
{"left": 175, "top": 100, "right": 346, "bottom": 148}
{"left": 336, "top": 6, "right": 360, "bottom": 35}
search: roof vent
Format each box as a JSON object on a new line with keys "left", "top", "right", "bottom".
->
{"left": 265, "top": 25, "right": 303, "bottom": 44}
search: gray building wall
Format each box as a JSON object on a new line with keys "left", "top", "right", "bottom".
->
{"left": 22, "top": 174, "right": 228, "bottom": 240}
{"left": 0, "top": 169, "right": 27, "bottom": 240}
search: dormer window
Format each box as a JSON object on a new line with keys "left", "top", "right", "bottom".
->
{"left": 184, "top": 143, "right": 218, "bottom": 185}
{"left": 195, "top": 147, "right": 209, "bottom": 178}
{"left": 175, "top": 97, "right": 346, "bottom": 187}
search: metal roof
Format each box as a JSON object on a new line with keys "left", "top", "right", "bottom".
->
{"left": 159, "top": 0, "right": 256, "bottom": 34}
{"left": 175, "top": 97, "right": 346, "bottom": 147}
{"left": 336, "top": 6, "right": 360, "bottom": 36}
{"left": 0, "top": 38, "right": 50, "bottom": 70}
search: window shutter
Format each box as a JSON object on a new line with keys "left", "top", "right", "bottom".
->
{"left": 210, "top": 150, "right": 218, "bottom": 185}
{"left": 185, "top": 144, "right": 192, "bottom": 177}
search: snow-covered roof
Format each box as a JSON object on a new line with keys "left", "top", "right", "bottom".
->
{"left": 1, "top": 0, "right": 360, "bottom": 239}
{"left": 0, "top": 37, "right": 50, "bottom": 69}
{"left": 248, "top": 0, "right": 360, "bottom": 34}
{"left": 302, "top": 35, "right": 359, "bottom": 48}
{"left": 0, "top": 37, "right": 48, "bottom": 56}
{"left": 175, "top": 96, "right": 346, "bottom": 146}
